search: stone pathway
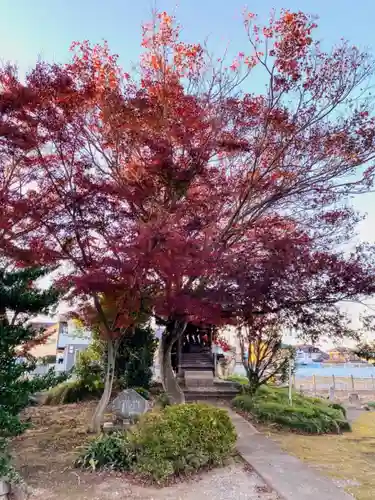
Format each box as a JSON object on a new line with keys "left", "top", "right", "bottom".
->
{"left": 227, "top": 408, "right": 354, "bottom": 500}
{"left": 344, "top": 406, "right": 365, "bottom": 424}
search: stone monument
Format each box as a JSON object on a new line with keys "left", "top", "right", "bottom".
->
{"left": 111, "top": 388, "right": 148, "bottom": 422}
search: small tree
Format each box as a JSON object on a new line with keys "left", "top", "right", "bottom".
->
{"left": 0, "top": 266, "right": 59, "bottom": 480}
{"left": 354, "top": 342, "right": 375, "bottom": 364}
{"left": 115, "top": 324, "right": 157, "bottom": 390}
{"left": 72, "top": 292, "right": 151, "bottom": 431}
{"left": 239, "top": 316, "right": 295, "bottom": 394}
{"left": 74, "top": 321, "right": 157, "bottom": 391}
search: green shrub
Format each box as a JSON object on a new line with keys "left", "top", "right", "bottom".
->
{"left": 74, "top": 347, "right": 104, "bottom": 392}
{"left": 328, "top": 403, "right": 347, "bottom": 418}
{"left": 367, "top": 401, "right": 375, "bottom": 408}
{"left": 44, "top": 346, "right": 104, "bottom": 405}
{"left": 232, "top": 386, "right": 351, "bottom": 434}
{"left": 132, "top": 387, "right": 150, "bottom": 400}
{"left": 149, "top": 381, "right": 164, "bottom": 395}
{"left": 75, "top": 431, "right": 136, "bottom": 471}
{"left": 131, "top": 403, "right": 236, "bottom": 482}
{"left": 115, "top": 325, "right": 157, "bottom": 390}
{"left": 76, "top": 403, "right": 236, "bottom": 483}
{"left": 154, "top": 391, "right": 170, "bottom": 408}
{"left": 30, "top": 368, "right": 70, "bottom": 394}
{"left": 38, "top": 354, "right": 57, "bottom": 365}
{"left": 226, "top": 375, "right": 249, "bottom": 385}
{"left": 44, "top": 379, "right": 103, "bottom": 405}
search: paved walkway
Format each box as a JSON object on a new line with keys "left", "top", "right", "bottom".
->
{"left": 345, "top": 406, "right": 365, "bottom": 424}
{"left": 228, "top": 408, "right": 354, "bottom": 500}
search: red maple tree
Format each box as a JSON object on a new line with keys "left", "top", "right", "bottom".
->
{"left": 1, "top": 10, "right": 375, "bottom": 417}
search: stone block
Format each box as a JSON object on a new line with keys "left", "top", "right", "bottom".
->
{"left": 348, "top": 392, "right": 360, "bottom": 404}
{"left": 103, "top": 421, "right": 115, "bottom": 432}
{"left": 0, "top": 479, "right": 10, "bottom": 498}
{"left": 185, "top": 370, "right": 214, "bottom": 389}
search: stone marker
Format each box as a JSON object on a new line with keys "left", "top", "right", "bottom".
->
{"left": 112, "top": 388, "right": 148, "bottom": 420}
{"left": 348, "top": 392, "right": 360, "bottom": 404}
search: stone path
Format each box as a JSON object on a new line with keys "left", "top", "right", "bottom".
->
{"left": 227, "top": 408, "right": 354, "bottom": 500}
{"left": 345, "top": 406, "right": 365, "bottom": 424}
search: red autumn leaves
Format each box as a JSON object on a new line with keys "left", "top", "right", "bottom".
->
{"left": 1, "top": 9, "right": 375, "bottom": 342}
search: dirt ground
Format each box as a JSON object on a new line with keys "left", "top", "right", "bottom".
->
{"left": 11, "top": 402, "right": 278, "bottom": 500}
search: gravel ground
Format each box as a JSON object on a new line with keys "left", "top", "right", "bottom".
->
{"left": 128, "top": 464, "right": 279, "bottom": 500}
{"left": 23, "top": 464, "right": 278, "bottom": 500}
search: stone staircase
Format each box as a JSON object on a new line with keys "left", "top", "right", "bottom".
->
{"left": 179, "top": 348, "right": 239, "bottom": 401}
{"left": 183, "top": 379, "right": 240, "bottom": 402}
{"left": 180, "top": 349, "right": 214, "bottom": 375}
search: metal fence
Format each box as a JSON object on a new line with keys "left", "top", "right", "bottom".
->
{"left": 295, "top": 374, "right": 375, "bottom": 393}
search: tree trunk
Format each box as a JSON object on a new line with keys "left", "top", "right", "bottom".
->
{"left": 245, "top": 368, "right": 261, "bottom": 396}
{"left": 159, "top": 321, "right": 186, "bottom": 405}
{"left": 90, "top": 339, "right": 117, "bottom": 432}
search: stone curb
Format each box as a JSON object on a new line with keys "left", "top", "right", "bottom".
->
{"left": 225, "top": 408, "right": 354, "bottom": 500}
{"left": 0, "top": 479, "right": 10, "bottom": 500}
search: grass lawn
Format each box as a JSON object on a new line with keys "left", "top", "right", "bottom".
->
{"left": 269, "top": 411, "right": 375, "bottom": 500}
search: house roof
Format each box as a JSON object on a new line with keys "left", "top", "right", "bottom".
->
{"left": 28, "top": 321, "right": 55, "bottom": 332}
{"left": 328, "top": 347, "right": 351, "bottom": 353}
{"left": 295, "top": 344, "right": 326, "bottom": 354}
{"left": 28, "top": 324, "right": 58, "bottom": 358}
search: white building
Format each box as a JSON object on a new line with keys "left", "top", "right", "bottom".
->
{"left": 55, "top": 316, "right": 91, "bottom": 372}
{"left": 295, "top": 345, "right": 328, "bottom": 365}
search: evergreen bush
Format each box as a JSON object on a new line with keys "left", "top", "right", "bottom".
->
{"left": 232, "top": 385, "right": 351, "bottom": 434}
{"left": 0, "top": 266, "right": 59, "bottom": 480}
{"left": 77, "top": 403, "right": 236, "bottom": 482}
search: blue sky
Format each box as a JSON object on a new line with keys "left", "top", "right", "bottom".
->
{"left": 5, "top": 0, "right": 373, "bottom": 339}
{"left": 1, "top": 1, "right": 374, "bottom": 80}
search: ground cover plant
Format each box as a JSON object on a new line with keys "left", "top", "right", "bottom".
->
{"left": 232, "top": 385, "right": 350, "bottom": 434}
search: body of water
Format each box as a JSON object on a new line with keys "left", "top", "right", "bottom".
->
{"left": 295, "top": 363, "right": 375, "bottom": 378}
{"left": 234, "top": 362, "right": 375, "bottom": 379}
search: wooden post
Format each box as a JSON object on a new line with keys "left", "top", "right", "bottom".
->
{"left": 288, "top": 359, "right": 293, "bottom": 406}
{"left": 372, "top": 374, "right": 375, "bottom": 390}
{"left": 329, "top": 385, "right": 335, "bottom": 401}
{"left": 292, "top": 374, "right": 296, "bottom": 389}
{"left": 351, "top": 374, "right": 355, "bottom": 391}
{"left": 177, "top": 335, "right": 182, "bottom": 376}
{"left": 332, "top": 374, "right": 336, "bottom": 391}
{"left": 313, "top": 374, "right": 316, "bottom": 396}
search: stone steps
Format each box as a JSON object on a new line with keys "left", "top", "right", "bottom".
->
{"left": 180, "top": 352, "right": 214, "bottom": 372}
{"left": 179, "top": 349, "right": 238, "bottom": 400}
{"left": 182, "top": 376, "right": 239, "bottom": 401}
{"left": 184, "top": 386, "right": 239, "bottom": 402}
{"left": 185, "top": 369, "right": 214, "bottom": 388}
